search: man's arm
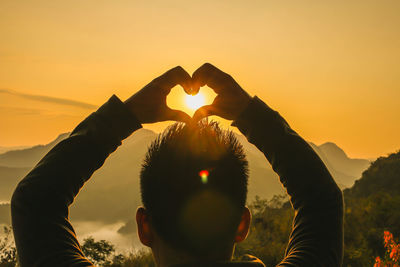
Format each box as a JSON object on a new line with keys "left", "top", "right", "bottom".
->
{"left": 232, "top": 97, "right": 343, "bottom": 266}
{"left": 11, "top": 66, "right": 192, "bottom": 267}
{"left": 193, "top": 63, "right": 344, "bottom": 266}
{"left": 11, "top": 96, "right": 142, "bottom": 266}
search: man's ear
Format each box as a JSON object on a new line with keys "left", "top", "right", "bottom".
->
{"left": 136, "top": 207, "right": 153, "bottom": 247}
{"left": 234, "top": 206, "right": 251, "bottom": 243}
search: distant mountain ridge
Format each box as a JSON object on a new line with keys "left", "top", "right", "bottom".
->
{"left": 309, "top": 142, "right": 371, "bottom": 188}
{"left": 0, "top": 130, "right": 371, "bottom": 227}
{"left": 0, "top": 146, "right": 30, "bottom": 154}
{"left": 0, "top": 133, "right": 69, "bottom": 168}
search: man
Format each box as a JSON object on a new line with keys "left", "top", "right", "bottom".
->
{"left": 11, "top": 63, "right": 343, "bottom": 266}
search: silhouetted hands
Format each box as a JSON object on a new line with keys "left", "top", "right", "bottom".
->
{"left": 125, "top": 66, "right": 192, "bottom": 124}
{"left": 192, "top": 63, "right": 251, "bottom": 122}
{"left": 125, "top": 63, "right": 251, "bottom": 124}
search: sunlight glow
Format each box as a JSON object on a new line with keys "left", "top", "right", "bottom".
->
{"left": 185, "top": 93, "right": 205, "bottom": 110}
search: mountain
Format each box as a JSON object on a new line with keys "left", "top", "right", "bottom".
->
{"left": 0, "top": 130, "right": 371, "bottom": 228}
{"left": 70, "top": 129, "right": 157, "bottom": 222}
{"left": 0, "top": 133, "right": 69, "bottom": 168}
{"left": 0, "top": 146, "right": 29, "bottom": 154}
{"left": 309, "top": 142, "right": 371, "bottom": 188}
{"left": 0, "top": 129, "right": 156, "bottom": 226}
{"left": 341, "top": 150, "right": 400, "bottom": 266}
{"left": 0, "top": 166, "right": 31, "bottom": 201}
{"left": 344, "top": 150, "right": 400, "bottom": 198}
{"left": 0, "top": 203, "right": 10, "bottom": 224}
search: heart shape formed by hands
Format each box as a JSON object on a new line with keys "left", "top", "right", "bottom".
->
{"left": 166, "top": 85, "right": 217, "bottom": 117}
{"left": 125, "top": 63, "right": 251, "bottom": 124}
{"left": 189, "top": 63, "right": 252, "bottom": 122}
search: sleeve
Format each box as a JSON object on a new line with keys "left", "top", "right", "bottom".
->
{"left": 232, "top": 96, "right": 344, "bottom": 267}
{"left": 11, "top": 95, "right": 142, "bottom": 267}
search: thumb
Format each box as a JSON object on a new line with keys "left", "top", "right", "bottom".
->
{"left": 192, "top": 105, "right": 219, "bottom": 122}
{"left": 165, "top": 108, "right": 192, "bottom": 124}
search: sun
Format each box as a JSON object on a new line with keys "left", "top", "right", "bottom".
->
{"left": 185, "top": 93, "right": 205, "bottom": 110}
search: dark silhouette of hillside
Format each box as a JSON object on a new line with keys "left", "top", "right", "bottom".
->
{"left": 237, "top": 150, "right": 400, "bottom": 266}
{"left": 342, "top": 150, "right": 400, "bottom": 266}
{"left": 345, "top": 150, "right": 400, "bottom": 198}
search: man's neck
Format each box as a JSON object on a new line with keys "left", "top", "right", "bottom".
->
{"left": 152, "top": 243, "right": 234, "bottom": 267}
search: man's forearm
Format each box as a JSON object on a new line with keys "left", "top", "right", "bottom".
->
{"left": 233, "top": 96, "right": 344, "bottom": 266}
{"left": 11, "top": 95, "right": 142, "bottom": 266}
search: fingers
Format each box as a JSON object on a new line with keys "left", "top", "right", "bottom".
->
{"left": 154, "top": 66, "right": 192, "bottom": 94}
{"left": 165, "top": 108, "right": 192, "bottom": 124}
{"left": 192, "top": 104, "right": 219, "bottom": 122}
{"left": 192, "top": 63, "right": 234, "bottom": 95}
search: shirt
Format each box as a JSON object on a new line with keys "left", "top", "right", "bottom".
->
{"left": 11, "top": 95, "right": 343, "bottom": 267}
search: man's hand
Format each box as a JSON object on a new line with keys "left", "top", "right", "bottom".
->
{"left": 192, "top": 63, "right": 252, "bottom": 122}
{"left": 124, "top": 66, "right": 192, "bottom": 124}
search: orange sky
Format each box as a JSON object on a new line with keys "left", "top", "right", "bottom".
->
{"left": 0, "top": 1, "right": 399, "bottom": 158}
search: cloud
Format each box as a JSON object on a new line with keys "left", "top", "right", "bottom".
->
{"left": 0, "top": 89, "right": 97, "bottom": 110}
{"left": 0, "top": 106, "right": 44, "bottom": 116}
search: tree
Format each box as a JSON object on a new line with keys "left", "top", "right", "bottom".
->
{"left": 0, "top": 225, "right": 17, "bottom": 267}
{"left": 374, "top": 231, "right": 400, "bottom": 267}
{"left": 82, "top": 237, "right": 118, "bottom": 266}
{"left": 118, "top": 250, "right": 155, "bottom": 267}
{"left": 235, "top": 194, "right": 293, "bottom": 266}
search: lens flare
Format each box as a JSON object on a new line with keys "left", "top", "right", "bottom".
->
{"left": 199, "top": 170, "right": 209, "bottom": 184}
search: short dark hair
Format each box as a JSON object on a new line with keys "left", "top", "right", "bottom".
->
{"left": 140, "top": 120, "right": 249, "bottom": 255}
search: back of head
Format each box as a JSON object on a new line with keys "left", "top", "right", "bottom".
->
{"left": 140, "top": 120, "right": 248, "bottom": 257}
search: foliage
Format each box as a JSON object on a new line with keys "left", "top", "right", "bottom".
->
{"left": 0, "top": 225, "right": 17, "bottom": 267}
{"left": 82, "top": 237, "right": 124, "bottom": 266}
{"left": 235, "top": 151, "right": 400, "bottom": 266}
{"left": 374, "top": 231, "right": 400, "bottom": 267}
{"left": 114, "top": 250, "right": 155, "bottom": 267}
{"left": 235, "top": 194, "right": 293, "bottom": 266}
{"left": 348, "top": 151, "right": 400, "bottom": 198}
{"left": 2, "top": 150, "right": 399, "bottom": 266}
{"left": 81, "top": 237, "right": 155, "bottom": 267}
{"left": 343, "top": 151, "right": 400, "bottom": 266}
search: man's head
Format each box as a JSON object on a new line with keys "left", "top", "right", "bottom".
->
{"left": 136, "top": 120, "right": 250, "bottom": 263}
